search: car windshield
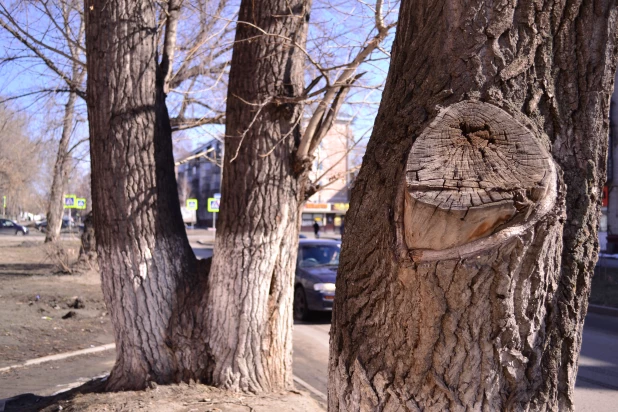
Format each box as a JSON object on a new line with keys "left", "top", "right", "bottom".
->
{"left": 299, "top": 244, "right": 340, "bottom": 267}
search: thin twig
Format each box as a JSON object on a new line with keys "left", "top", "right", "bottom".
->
{"left": 228, "top": 96, "right": 272, "bottom": 162}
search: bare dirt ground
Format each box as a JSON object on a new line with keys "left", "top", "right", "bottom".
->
{"left": 4, "top": 380, "right": 323, "bottom": 412}
{"left": 0, "top": 238, "right": 113, "bottom": 369}
{"left": 0, "top": 236, "right": 324, "bottom": 412}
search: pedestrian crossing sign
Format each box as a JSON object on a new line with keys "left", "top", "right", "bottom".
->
{"left": 63, "top": 195, "right": 76, "bottom": 209}
{"left": 207, "top": 198, "right": 220, "bottom": 212}
{"left": 187, "top": 198, "right": 198, "bottom": 211}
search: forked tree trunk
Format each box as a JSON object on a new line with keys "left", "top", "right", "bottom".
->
{"left": 205, "top": 0, "right": 311, "bottom": 392}
{"left": 45, "top": 88, "right": 79, "bottom": 243}
{"left": 329, "top": 0, "right": 618, "bottom": 411}
{"left": 85, "top": 0, "right": 209, "bottom": 390}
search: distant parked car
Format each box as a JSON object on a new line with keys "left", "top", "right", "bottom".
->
{"left": 294, "top": 239, "right": 340, "bottom": 321}
{"left": 36, "top": 218, "right": 82, "bottom": 233}
{"left": 0, "top": 219, "right": 29, "bottom": 235}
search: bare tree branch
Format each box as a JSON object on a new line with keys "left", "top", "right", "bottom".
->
{"left": 158, "top": 0, "right": 184, "bottom": 93}
{"left": 308, "top": 72, "right": 364, "bottom": 156}
{"left": 170, "top": 113, "right": 225, "bottom": 131}
{"left": 297, "top": 0, "right": 396, "bottom": 163}
{"left": 0, "top": 14, "right": 85, "bottom": 98}
{"left": 0, "top": 4, "right": 85, "bottom": 68}
{"left": 170, "top": 59, "right": 230, "bottom": 89}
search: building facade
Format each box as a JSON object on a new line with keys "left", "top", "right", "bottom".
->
{"left": 174, "top": 120, "right": 356, "bottom": 232}
{"left": 175, "top": 140, "right": 223, "bottom": 227}
{"left": 301, "top": 120, "right": 354, "bottom": 234}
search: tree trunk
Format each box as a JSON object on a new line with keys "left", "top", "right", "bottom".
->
{"left": 328, "top": 0, "right": 618, "bottom": 410}
{"left": 45, "top": 89, "right": 79, "bottom": 243}
{"left": 84, "top": 0, "right": 209, "bottom": 390}
{"left": 76, "top": 211, "right": 97, "bottom": 270}
{"left": 205, "top": 0, "right": 311, "bottom": 392}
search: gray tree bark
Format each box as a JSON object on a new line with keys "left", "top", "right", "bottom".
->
{"left": 205, "top": 0, "right": 311, "bottom": 392}
{"left": 328, "top": 0, "right": 618, "bottom": 411}
{"left": 84, "top": 0, "right": 210, "bottom": 390}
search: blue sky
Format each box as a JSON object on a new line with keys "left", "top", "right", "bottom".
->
{"left": 0, "top": 0, "right": 398, "bottom": 167}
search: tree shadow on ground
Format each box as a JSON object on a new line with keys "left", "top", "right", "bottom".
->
{"left": 1, "top": 377, "right": 106, "bottom": 412}
{"left": 294, "top": 311, "right": 332, "bottom": 325}
{"left": 0, "top": 263, "right": 57, "bottom": 277}
{"left": 575, "top": 368, "right": 618, "bottom": 390}
{"left": 574, "top": 312, "right": 618, "bottom": 391}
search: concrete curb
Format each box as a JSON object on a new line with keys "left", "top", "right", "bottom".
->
{"left": 588, "top": 304, "right": 618, "bottom": 318}
{"left": 0, "top": 342, "right": 328, "bottom": 407}
{"left": 0, "top": 343, "right": 115, "bottom": 373}
{"left": 293, "top": 376, "right": 327, "bottom": 402}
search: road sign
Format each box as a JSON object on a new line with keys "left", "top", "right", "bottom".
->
{"left": 207, "top": 198, "right": 220, "bottom": 212}
{"left": 186, "top": 198, "right": 198, "bottom": 211}
{"left": 63, "top": 195, "right": 76, "bottom": 209}
{"left": 214, "top": 193, "right": 221, "bottom": 199}
{"left": 75, "top": 198, "right": 87, "bottom": 209}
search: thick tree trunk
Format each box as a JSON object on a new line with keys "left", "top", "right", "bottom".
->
{"left": 205, "top": 0, "right": 311, "bottom": 392}
{"left": 329, "top": 0, "right": 618, "bottom": 411}
{"left": 45, "top": 89, "right": 78, "bottom": 243}
{"left": 84, "top": 0, "right": 209, "bottom": 390}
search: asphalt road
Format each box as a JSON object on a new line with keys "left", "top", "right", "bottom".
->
{"left": 574, "top": 312, "right": 618, "bottom": 411}
{"left": 293, "top": 312, "right": 618, "bottom": 411}
{"left": 194, "top": 241, "right": 618, "bottom": 409}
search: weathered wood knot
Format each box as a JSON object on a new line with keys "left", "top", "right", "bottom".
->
{"left": 404, "top": 101, "right": 554, "bottom": 251}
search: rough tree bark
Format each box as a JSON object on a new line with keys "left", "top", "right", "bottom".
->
{"left": 205, "top": 0, "right": 311, "bottom": 392}
{"left": 76, "top": 211, "right": 97, "bottom": 270}
{"left": 329, "top": 0, "right": 618, "bottom": 411}
{"left": 84, "top": 0, "right": 210, "bottom": 390}
{"left": 45, "top": 86, "right": 80, "bottom": 243}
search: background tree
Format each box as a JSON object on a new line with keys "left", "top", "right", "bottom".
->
{"left": 0, "top": 102, "right": 45, "bottom": 218}
{"left": 0, "top": 0, "right": 232, "bottom": 241}
{"left": 328, "top": 0, "right": 618, "bottom": 410}
{"left": 0, "top": 0, "right": 85, "bottom": 240}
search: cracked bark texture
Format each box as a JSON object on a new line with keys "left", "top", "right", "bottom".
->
{"left": 205, "top": 0, "right": 311, "bottom": 392}
{"left": 328, "top": 0, "right": 618, "bottom": 410}
{"left": 404, "top": 101, "right": 554, "bottom": 250}
{"left": 85, "top": 0, "right": 210, "bottom": 390}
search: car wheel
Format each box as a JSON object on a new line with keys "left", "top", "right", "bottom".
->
{"left": 294, "top": 286, "right": 311, "bottom": 321}
{"left": 16, "top": 230, "right": 24, "bottom": 236}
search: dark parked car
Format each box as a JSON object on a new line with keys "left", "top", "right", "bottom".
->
{"left": 294, "top": 239, "right": 340, "bottom": 321}
{"left": 36, "top": 218, "right": 82, "bottom": 233}
{"left": 0, "top": 219, "right": 29, "bottom": 235}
